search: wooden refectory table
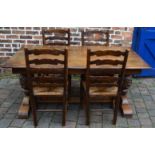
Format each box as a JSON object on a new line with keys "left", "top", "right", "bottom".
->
{"left": 2, "top": 45, "right": 150, "bottom": 118}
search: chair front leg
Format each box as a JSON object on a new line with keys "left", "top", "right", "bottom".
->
{"left": 62, "top": 93, "right": 68, "bottom": 126}
{"left": 85, "top": 93, "right": 90, "bottom": 125}
{"left": 113, "top": 95, "right": 120, "bottom": 125}
{"left": 30, "top": 96, "right": 37, "bottom": 127}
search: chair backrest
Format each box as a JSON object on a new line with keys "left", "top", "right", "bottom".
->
{"left": 81, "top": 30, "right": 110, "bottom": 46}
{"left": 42, "top": 28, "right": 70, "bottom": 46}
{"left": 24, "top": 48, "right": 68, "bottom": 95}
{"left": 86, "top": 49, "right": 129, "bottom": 94}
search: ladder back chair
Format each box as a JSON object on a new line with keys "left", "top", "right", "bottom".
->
{"left": 81, "top": 30, "right": 110, "bottom": 46}
{"left": 80, "top": 30, "right": 110, "bottom": 104}
{"left": 42, "top": 28, "right": 70, "bottom": 46}
{"left": 83, "top": 49, "right": 129, "bottom": 125}
{"left": 24, "top": 48, "right": 68, "bottom": 127}
{"left": 42, "top": 28, "right": 71, "bottom": 95}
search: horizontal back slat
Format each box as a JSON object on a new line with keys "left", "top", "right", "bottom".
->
{"left": 83, "top": 30, "right": 109, "bottom": 35}
{"left": 26, "top": 49, "right": 66, "bottom": 55}
{"left": 90, "top": 59, "right": 123, "bottom": 66}
{"left": 89, "top": 50, "right": 126, "bottom": 56}
{"left": 90, "top": 83, "right": 118, "bottom": 87}
{"left": 90, "top": 76, "right": 119, "bottom": 83}
{"left": 89, "top": 69, "right": 121, "bottom": 75}
{"left": 29, "top": 59, "right": 64, "bottom": 65}
{"left": 43, "top": 29, "right": 70, "bottom": 34}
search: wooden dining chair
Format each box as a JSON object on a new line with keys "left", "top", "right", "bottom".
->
{"left": 82, "top": 49, "right": 129, "bottom": 125}
{"left": 42, "top": 28, "right": 70, "bottom": 46}
{"left": 24, "top": 48, "right": 68, "bottom": 127}
{"left": 42, "top": 28, "right": 71, "bottom": 95}
{"left": 81, "top": 30, "right": 110, "bottom": 46}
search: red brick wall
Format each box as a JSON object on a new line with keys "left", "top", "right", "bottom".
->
{"left": 0, "top": 27, "right": 133, "bottom": 57}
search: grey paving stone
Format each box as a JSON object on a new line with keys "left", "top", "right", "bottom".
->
{"left": 64, "top": 121, "right": 76, "bottom": 128}
{"left": 137, "top": 113, "right": 150, "bottom": 119}
{"left": 90, "top": 123, "right": 102, "bottom": 128}
{"left": 150, "top": 117, "right": 155, "bottom": 124}
{"left": 0, "top": 118, "right": 13, "bottom": 128}
{"left": 52, "top": 113, "right": 63, "bottom": 123}
{"left": 0, "top": 107, "right": 8, "bottom": 114}
{"left": 136, "top": 107, "right": 147, "bottom": 113}
{"left": 7, "top": 104, "right": 19, "bottom": 114}
{"left": 142, "top": 95, "right": 154, "bottom": 102}
{"left": 77, "top": 117, "right": 86, "bottom": 125}
{"left": 10, "top": 119, "right": 26, "bottom": 128}
{"left": 103, "top": 114, "right": 113, "bottom": 121}
{"left": 78, "top": 110, "right": 85, "bottom": 117}
{"left": 102, "top": 120, "right": 116, "bottom": 128}
{"left": 127, "top": 119, "right": 141, "bottom": 128}
{"left": 145, "top": 102, "right": 155, "bottom": 110}
{"left": 116, "top": 117, "right": 128, "bottom": 128}
{"left": 4, "top": 113, "right": 17, "bottom": 119}
{"left": 90, "top": 115, "right": 102, "bottom": 123}
{"left": 134, "top": 100, "right": 146, "bottom": 108}
{"left": 49, "top": 122, "right": 63, "bottom": 128}
{"left": 148, "top": 110, "right": 155, "bottom": 117}
{"left": 0, "top": 101, "right": 13, "bottom": 108}
{"left": 139, "top": 118, "right": 152, "bottom": 126}
{"left": 37, "top": 117, "right": 52, "bottom": 128}
{"left": 22, "top": 121, "right": 34, "bottom": 128}
{"left": 76, "top": 124, "right": 89, "bottom": 128}
{"left": 66, "top": 110, "right": 78, "bottom": 121}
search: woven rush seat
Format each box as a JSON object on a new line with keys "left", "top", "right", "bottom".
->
{"left": 33, "top": 86, "right": 64, "bottom": 96}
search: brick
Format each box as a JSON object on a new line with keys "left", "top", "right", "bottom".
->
{"left": 27, "top": 40, "right": 39, "bottom": 44}
{"left": 13, "top": 40, "right": 25, "bottom": 43}
{"left": 0, "top": 48, "right": 12, "bottom": 52}
{"left": 6, "top": 35, "right": 19, "bottom": 39}
{"left": 12, "top": 30, "right": 25, "bottom": 34}
{"left": 26, "top": 31, "right": 39, "bottom": 35}
{"left": 0, "top": 39, "right": 12, "bottom": 43}
{"left": 0, "top": 30, "right": 11, "bottom": 34}
{"left": 20, "top": 35, "right": 32, "bottom": 39}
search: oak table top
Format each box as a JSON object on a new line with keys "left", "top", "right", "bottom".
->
{"left": 3, "top": 45, "right": 150, "bottom": 71}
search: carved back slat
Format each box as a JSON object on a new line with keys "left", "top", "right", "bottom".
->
{"left": 42, "top": 28, "right": 70, "bottom": 46}
{"left": 82, "top": 30, "right": 109, "bottom": 46}
{"left": 29, "top": 59, "right": 65, "bottom": 65}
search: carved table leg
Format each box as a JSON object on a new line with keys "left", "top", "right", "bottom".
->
{"left": 120, "top": 75, "right": 133, "bottom": 117}
{"left": 18, "top": 73, "right": 30, "bottom": 119}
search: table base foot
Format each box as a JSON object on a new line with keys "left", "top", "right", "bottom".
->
{"left": 18, "top": 96, "right": 30, "bottom": 119}
{"left": 121, "top": 95, "right": 132, "bottom": 117}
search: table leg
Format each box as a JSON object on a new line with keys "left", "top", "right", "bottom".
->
{"left": 18, "top": 73, "right": 30, "bottom": 119}
{"left": 120, "top": 75, "right": 133, "bottom": 117}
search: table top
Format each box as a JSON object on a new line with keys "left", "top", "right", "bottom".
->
{"left": 2, "top": 45, "right": 150, "bottom": 70}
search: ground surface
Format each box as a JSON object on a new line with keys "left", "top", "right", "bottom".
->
{"left": 0, "top": 72, "right": 155, "bottom": 128}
